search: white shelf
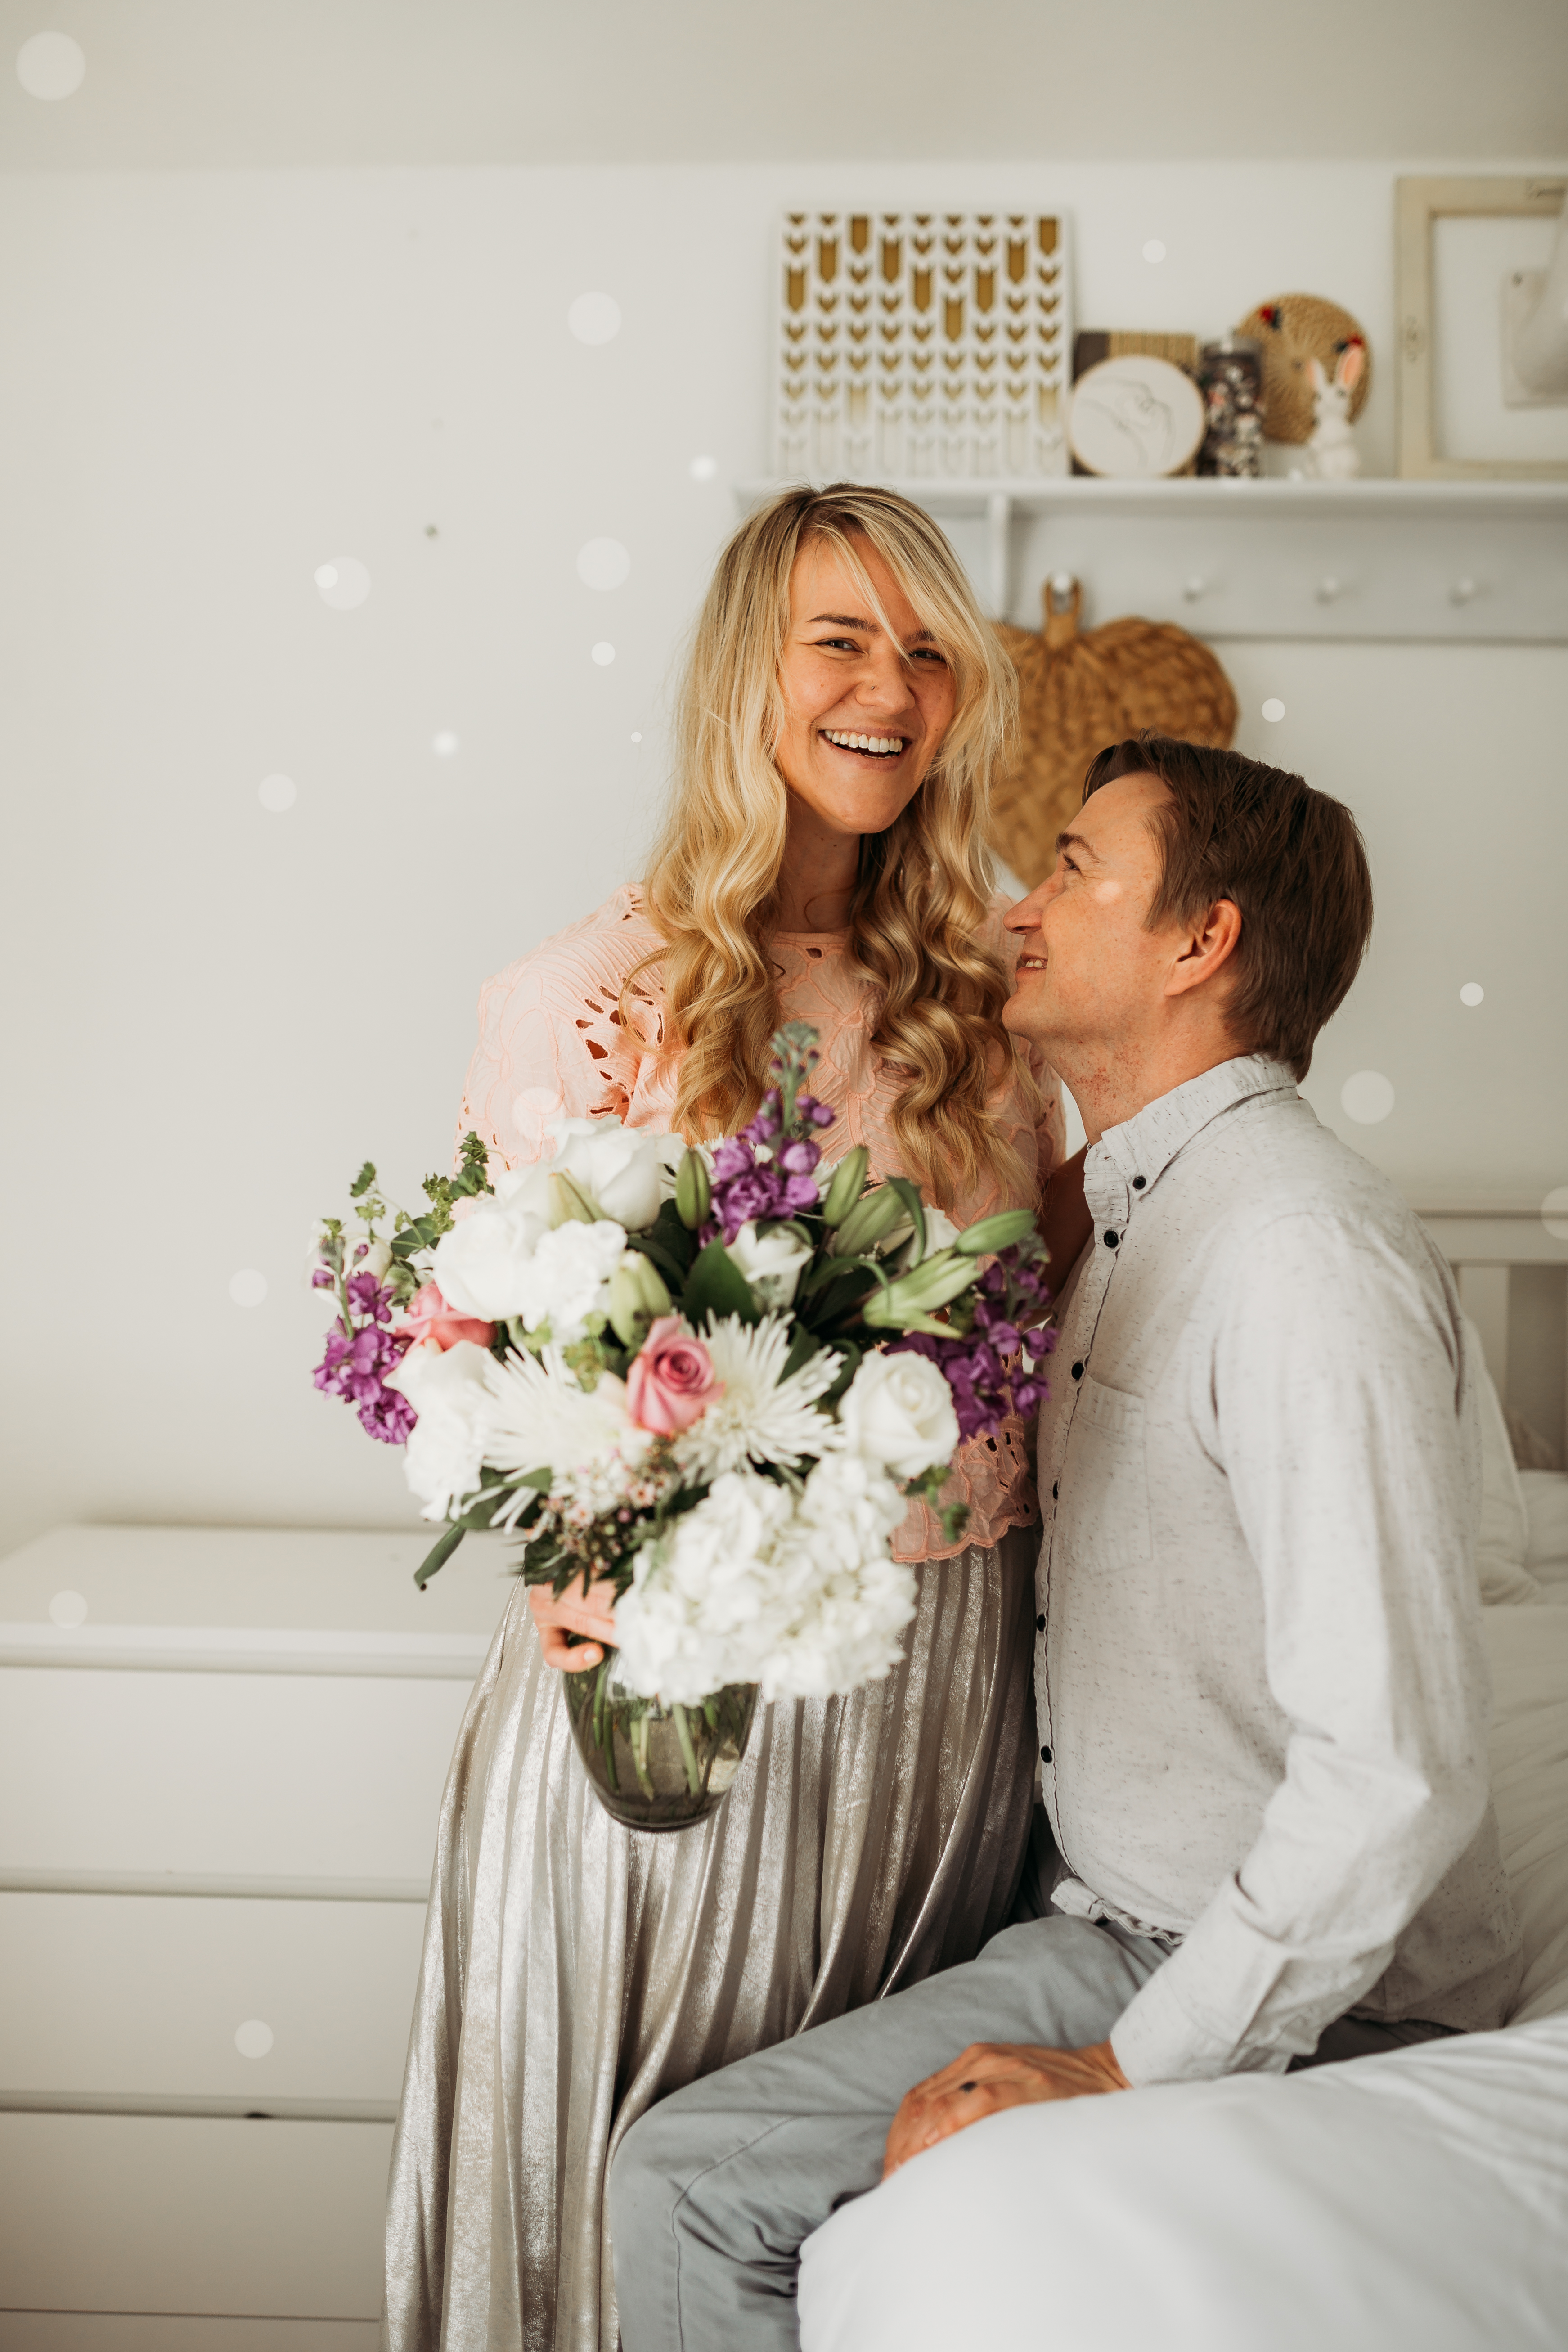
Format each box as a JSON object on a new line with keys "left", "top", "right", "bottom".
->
{"left": 737, "top": 477, "right": 1568, "bottom": 641}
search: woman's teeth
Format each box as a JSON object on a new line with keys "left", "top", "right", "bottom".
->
{"left": 822, "top": 729, "right": 905, "bottom": 756}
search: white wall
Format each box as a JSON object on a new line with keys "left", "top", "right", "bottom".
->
{"left": 3, "top": 157, "right": 1567, "bottom": 1558}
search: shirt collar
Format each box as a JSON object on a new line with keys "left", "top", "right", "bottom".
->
{"left": 1085, "top": 1055, "right": 1298, "bottom": 1221}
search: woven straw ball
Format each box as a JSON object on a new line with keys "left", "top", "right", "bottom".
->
{"left": 990, "top": 581, "right": 1238, "bottom": 889}
{"left": 1236, "top": 293, "right": 1371, "bottom": 445}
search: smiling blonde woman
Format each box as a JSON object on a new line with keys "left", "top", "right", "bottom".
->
{"left": 382, "top": 484, "right": 1069, "bottom": 2352}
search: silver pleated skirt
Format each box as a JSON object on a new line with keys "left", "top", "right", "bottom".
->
{"left": 382, "top": 1524, "right": 1038, "bottom": 2352}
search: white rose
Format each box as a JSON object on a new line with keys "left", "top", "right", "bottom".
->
{"left": 511, "top": 1218, "right": 628, "bottom": 1344}
{"left": 726, "top": 1220, "right": 813, "bottom": 1309}
{"left": 547, "top": 1115, "right": 668, "bottom": 1232}
{"left": 390, "top": 1339, "right": 495, "bottom": 1520}
{"left": 836, "top": 1349, "right": 960, "bottom": 1480}
{"left": 432, "top": 1188, "right": 551, "bottom": 1321}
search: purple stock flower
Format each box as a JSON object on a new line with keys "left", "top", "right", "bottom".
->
{"left": 311, "top": 1279, "right": 414, "bottom": 1447}
{"left": 887, "top": 1241, "right": 1053, "bottom": 1444}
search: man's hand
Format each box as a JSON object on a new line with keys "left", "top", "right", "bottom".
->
{"left": 528, "top": 1574, "right": 619, "bottom": 1671}
{"left": 882, "top": 2039, "right": 1130, "bottom": 2180}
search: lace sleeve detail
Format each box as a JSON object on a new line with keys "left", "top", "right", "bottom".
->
{"left": 453, "top": 894, "right": 666, "bottom": 1175}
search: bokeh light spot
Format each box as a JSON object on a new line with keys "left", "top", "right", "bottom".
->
{"left": 234, "top": 2020, "right": 274, "bottom": 2060}
{"left": 568, "top": 292, "right": 622, "bottom": 345}
{"left": 1459, "top": 982, "right": 1485, "bottom": 1007}
{"left": 577, "top": 538, "right": 630, "bottom": 591}
{"left": 1261, "top": 697, "right": 1286, "bottom": 723}
{"left": 630, "top": 731, "right": 642, "bottom": 742}
{"left": 689, "top": 455, "right": 718, "bottom": 481}
{"left": 315, "top": 558, "right": 370, "bottom": 611}
{"left": 17, "top": 31, "right": 85, "bottom": 99}
{"left": 432, "top": 730, "right": 459, "bottom": 757}
{"left": 1142, "top": 239, "right": 1167, "bottom": 265}
{"left": 229, "top": 1269, "right": 268, "bottom": 1308}
{"left": 258, "top": 774, "right": 296, "bottom": 813}
{"left": 591, "top": 642, "right": 616, "bottom": 666}
{"left": 49, "top": 1590, "right": 87, "bottom": 1628}
{"left": 1341, "top": 1071, "right": 1395, "bottom": 1125}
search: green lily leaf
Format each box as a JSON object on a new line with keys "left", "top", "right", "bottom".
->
{"left": 682, "top": 1238, "right": 762, "bottom": 1326}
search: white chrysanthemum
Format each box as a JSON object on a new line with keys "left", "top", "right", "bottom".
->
{"left": 672, "top": 1314, "right": 841, "bottom": 1482}
{"left": 509, "top": 1217, "right": 628, "bottom": 1343}
{"left": 480, "top": 1346, "right": 651, "bottom": 1506}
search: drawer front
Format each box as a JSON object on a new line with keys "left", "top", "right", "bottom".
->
{"left": 0, "top": 2112, "right": 390, "bottom": 2318}
{"left": 2, "top": 1669, "right": 471, "bottom": 1883}
{"left": 0, "top": 1893, "right": 427, "bottom": 2105}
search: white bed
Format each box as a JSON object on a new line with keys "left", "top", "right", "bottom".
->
{"left": 799, "top": 1452, "right": 1568, "bottom": 2352}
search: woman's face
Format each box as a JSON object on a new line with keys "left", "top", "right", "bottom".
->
{"left": 773, "top": 535, "right": 957, "bottom": 840}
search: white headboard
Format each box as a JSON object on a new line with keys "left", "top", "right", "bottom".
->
{"left": 1420, "top": 1212, "right": 1568, "bottom": 1471}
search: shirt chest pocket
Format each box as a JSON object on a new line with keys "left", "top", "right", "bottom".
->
{"left": 1061, "top": 1375, "right": 1151, "bottom": 1566}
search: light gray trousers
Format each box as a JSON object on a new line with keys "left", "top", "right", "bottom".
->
{"left": 608, "top": 1911, "right": 1167, "bottom": 2352}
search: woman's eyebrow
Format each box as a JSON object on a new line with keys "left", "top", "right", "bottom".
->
{"left": 807, "top": 612, "right": 936, "bottom": 641}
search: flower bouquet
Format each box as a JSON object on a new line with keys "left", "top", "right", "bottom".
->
{"left": 310, "top": 1025, "right": 1052, "bottom": 1830}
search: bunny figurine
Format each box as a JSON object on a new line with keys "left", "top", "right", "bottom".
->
{"left": 1301, "top": 342, "right": 1366, "bottom": 481}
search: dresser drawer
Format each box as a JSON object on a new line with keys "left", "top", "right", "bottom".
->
{"left": 0, "top": 1893, "right": 427, "bottom": 2106}
{"left": 1, "top": 1669, "right": 471, "bottom": 1884}
{"left": 0, "top": 2112, "right": 391, "bottom": 2319}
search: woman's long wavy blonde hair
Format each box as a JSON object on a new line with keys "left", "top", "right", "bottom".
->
{"left": 638, "top": 482, "right": 1030, "bottom": 1208}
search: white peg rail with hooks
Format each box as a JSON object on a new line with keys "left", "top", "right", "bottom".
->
{"left": 738, "top": 477, "right": 1568, "bottom": 642}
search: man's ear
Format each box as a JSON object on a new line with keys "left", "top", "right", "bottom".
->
{"left": 1164, "top": 899, "right": 1242, "bottom": 1001}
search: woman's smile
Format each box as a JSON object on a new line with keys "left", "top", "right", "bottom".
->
{"left": 818, "top": 726, "right": 910, "bottom": 761}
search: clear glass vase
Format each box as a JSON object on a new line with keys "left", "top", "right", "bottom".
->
{"left": 563, "top": 1650, "right": 759, "bottom": 1831}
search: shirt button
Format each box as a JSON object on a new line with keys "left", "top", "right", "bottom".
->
{"left": 1104, "top": 1230, "right": 1119, "bottom": 1248}
{"left": 1132, "top": 1175, "right": 1146, "bottom": 1191}
{"left": 1071, "top": 1362, "right": 1084, "bottom": 1380}
{"left": 1040, "top": 1745, "right": 1053, "bottom": 1766}
{"left": 1035, "top": 1612, "right": 1046, "bottom": 1632}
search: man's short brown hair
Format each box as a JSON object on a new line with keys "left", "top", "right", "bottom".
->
{"left": 1082, "top": 734, "right": 1373, "bottom": 1081}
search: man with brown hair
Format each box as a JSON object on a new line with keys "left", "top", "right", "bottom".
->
{"left": 610, "top": 738, "right": 1522, "bottom": 2352}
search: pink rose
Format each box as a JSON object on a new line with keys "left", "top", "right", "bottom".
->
{"left": 625, "top": 1316, "right": 722, "bottom": 1435}
{"left": 395, "top": 1281, "right": 495, "bottom": 1354}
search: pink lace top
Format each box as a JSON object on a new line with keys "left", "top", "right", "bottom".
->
{"left": 456, "top": 885, "right": 1065, "bottom": 1562}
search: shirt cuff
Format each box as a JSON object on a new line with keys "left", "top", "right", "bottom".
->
{"left": 1109, "top": 1966, "right": 1293, "bottom": 2086}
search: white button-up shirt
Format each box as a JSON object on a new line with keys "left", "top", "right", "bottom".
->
{"left": 1034, "top": 1055, "right": 1521, "bottom": 2083}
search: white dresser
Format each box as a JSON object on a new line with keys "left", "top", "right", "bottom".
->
{"left": 0, "top": 1525, "right": 515, "bottom": 2352}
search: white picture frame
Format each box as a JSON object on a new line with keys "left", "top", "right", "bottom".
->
{"left": 1397, "top": 174, "right": 1568, "bottom": 480}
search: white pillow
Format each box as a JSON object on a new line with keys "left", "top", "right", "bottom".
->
{"left": 1466, "top": 1314, "right": 1542, "bottom": 1606}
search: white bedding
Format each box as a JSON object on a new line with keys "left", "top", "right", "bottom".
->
{"left": 798, "top": 2019, "right": 1568, "bottom": 2352}
{"left": 798, "top": 1475, "right": 1568, "bottom": 2352}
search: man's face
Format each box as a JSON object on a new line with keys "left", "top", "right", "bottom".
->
{"left": 1002, "top": 773, "right": 1175, "bottom": 1068}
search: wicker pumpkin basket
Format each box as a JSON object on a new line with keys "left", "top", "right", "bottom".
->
{"left": 990, "top": 579, "right": 1239, "bottom": 888}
